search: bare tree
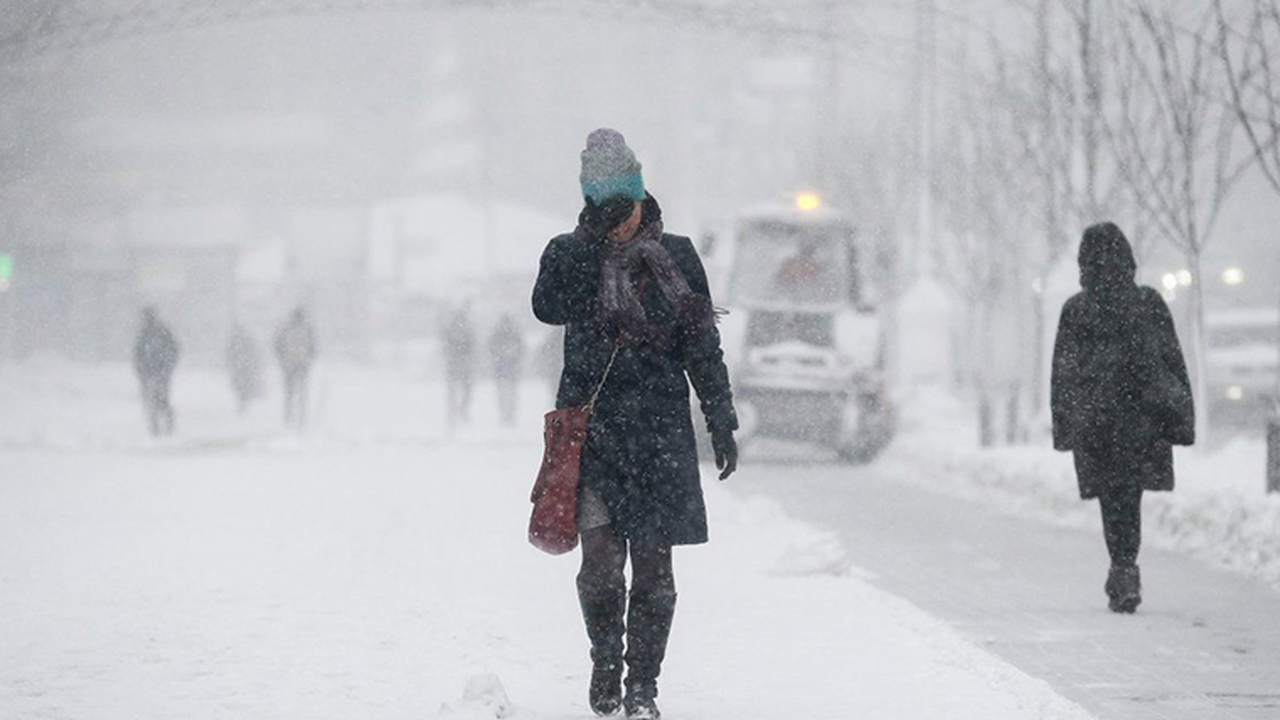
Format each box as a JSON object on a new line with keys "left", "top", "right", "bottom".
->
{"left": 1216, "top": 0, "right": 1280, "bottom": 193}
{"left": 932, "top": 42, "right": 1039, "bottom": 446}
{"left": 829, "top": 115, "right": 919, "bottom": 392}
{"left": 831, "top": 115, "right": 915, "bottom": 292}
{"left": 1216, "top": 0, "right": 1280, "bottom": 415}
{"left": 989, "top": 0, "right": 1162, "bottom": 421}
{"left": 1067, "top": 0, "right": 1109, "bottom": 221}
{"left": 1105, "top": 0, "right": 1254, "bottom": 444}
{"left": 996, "top": 1, "right": 1083, "bottom": 419}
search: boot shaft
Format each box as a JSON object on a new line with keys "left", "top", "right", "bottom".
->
{"left": 579, "top": 585, "right": 626, "bottom": 716}
{"left": 579, "top": 585, "right": 626, "bottom": 661}
{"left": 624, "top": 589, "right": 677, "bottom": 695}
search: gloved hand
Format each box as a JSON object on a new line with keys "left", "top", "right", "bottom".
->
{"left": 711, "top": 427, "right": 737, "bottom": 480}
{"left": 583, "top": 196, "right": 638, "bottom": 238}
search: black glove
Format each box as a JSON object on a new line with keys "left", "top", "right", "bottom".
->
{"left": 582, "top": 195, "right": 638, "bottom": 237}
{"left": 711, "top": 427, "right": 737, "bottom": 481}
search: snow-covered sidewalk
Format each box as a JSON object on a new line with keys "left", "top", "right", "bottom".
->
{"left": 881, "top": 389, "right": 1280, "bottom": 587}
{"left": 0, "top": 361, "right": 1094, "bottom": 719}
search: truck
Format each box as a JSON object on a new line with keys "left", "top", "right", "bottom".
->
{"left": 706, "top": 194, "right": 894, "bottom": 463}
{"left": 1204, "top": 306, "right": 1280, "bottom": 429}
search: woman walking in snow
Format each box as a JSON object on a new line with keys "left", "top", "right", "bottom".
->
{"left": 1051, "top": 222, "right": 1194, "bottom": 613}
{"left": 532, "top": 129, "right": 738, "bottom": 718}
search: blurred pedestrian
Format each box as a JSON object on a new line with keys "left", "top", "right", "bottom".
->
{"left": 535, "top": 328, "right": 564, "bottom": 406}
{"left": 489, "top": 313, "right": 525, "bottom": 426}
{"left": 226, "top": 323, "right": 263, "bottom": 415}
{"left": 442, "top": 306, "right": 476, "bottom": 427}
{"left": 133, "top": 306, "right": 180, "bottom": 436}
{"left": 1051, "top": 222, "right": 1195, "bottom": 614}
{"left": 275, "top": 307, "right": 317, "bottom": 428}
{"left": 532, "top": 128, "right": 738, "bottom": 719}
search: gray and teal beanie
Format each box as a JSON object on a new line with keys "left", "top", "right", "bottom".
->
{"left": 579, "top": 128, "right": 646, "bottom": 204}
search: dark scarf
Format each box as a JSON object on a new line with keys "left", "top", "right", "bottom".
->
{"left": 580, "top": 199, "right": 714, "bottom": 347}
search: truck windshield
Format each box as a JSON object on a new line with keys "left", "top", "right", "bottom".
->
{"left": 731, "top": 220, "right": 850, "bottom": 308}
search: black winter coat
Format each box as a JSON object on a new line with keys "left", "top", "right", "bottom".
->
{"left": 532, "top": 196, "right": 737, "bottom": 546}
{"left": 134, "top": 320, "right": 180, "bottom": 381}
{"left": 1051, "top": 233, "right": 1194, "bottom": 499}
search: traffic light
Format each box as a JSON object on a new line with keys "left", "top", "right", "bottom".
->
{"left": 0, "top": 254, "right": 11, "bottom": 292}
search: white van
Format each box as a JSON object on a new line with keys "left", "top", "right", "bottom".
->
{"left": 1205, "top": 307, "right": 1279, "bottom": 425}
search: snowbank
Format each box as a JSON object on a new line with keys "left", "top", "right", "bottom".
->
{"left": 883, "top": 388, "right": 1280, "bottom": 586}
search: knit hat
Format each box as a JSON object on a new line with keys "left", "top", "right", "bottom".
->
{"left": 579, "top": 128, "right": 645, "bottom": 204}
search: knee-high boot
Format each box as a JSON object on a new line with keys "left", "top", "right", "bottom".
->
{"left": 578, "top": 583, "right": 626, "bottom": 716}
{"left": 623, "top": 588, "right": 676, "bottom": 719}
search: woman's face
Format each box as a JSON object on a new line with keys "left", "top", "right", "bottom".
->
{"left": 607, "top": 201, "right": 643, "bottom": 243}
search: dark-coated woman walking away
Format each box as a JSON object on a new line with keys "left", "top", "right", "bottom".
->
{"left": 1051, "top": 222, "right": 1195, "bottom": 613}
{"left": 532, "top": 129, "right": 738, "bottom": 719}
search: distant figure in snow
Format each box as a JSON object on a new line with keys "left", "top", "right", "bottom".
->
{"left": 133, "top": 306, "right": 180, "bottom": 436}
{"left": 532, "top": 128, "right": 738, "bottom": 719}
{"left": 1052, "top": 222, "right": 1194, "bottom": 614}
{"left": 534, "top": 328, "right": 564, "bottom": 406}
{"left": 442, "top": 306, "right": 476, "bottom": 426}
{"left": 488, "top": 313, "right": 525, "bottom": 426}
{"left": 226, "top": 323, "right": 263, "bottom": 415}
{"left": 275, "top": 307, "right": 317, "bottom": 428}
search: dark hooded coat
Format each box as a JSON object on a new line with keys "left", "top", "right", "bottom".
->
{"left": 1051, "top": 224, "right": 1194, "bottom": 499}
{"left": 532, "top": 195, "right": 737, "bottom": 546}
{"left": 134, "top": 316, "right": 180, "bottom": 382}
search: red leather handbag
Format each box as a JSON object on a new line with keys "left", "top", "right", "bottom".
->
{"left": 529, "top": 342, "right": 619, "bottom": 555}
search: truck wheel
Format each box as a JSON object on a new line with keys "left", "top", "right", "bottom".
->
{"left": 836, "top": 399, "right": 895, "bottom": 464}
{"left": 836, "top": 433, "right": 886, "bottom": 464}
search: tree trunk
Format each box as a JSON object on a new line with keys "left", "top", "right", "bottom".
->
{"left": 1079, "top": 0, "right": 1101, "bottom": 220}
{"left": 1189, "top": 249, "right": 1209, "bottom": 450}
{"left": 976, "top": 294, "right": 997, "bottom": 448}
{"left": 1006, "top": 382, "right": 1022, "bottom": 444}
{"left": 979, "top": 391, "right": 995, "bottom": 448}
{"left": 1031, "top": 283, "right": 1047, "bottom": 416}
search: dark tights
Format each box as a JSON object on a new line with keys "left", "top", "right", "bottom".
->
{"left": 577, "top": 525, "right": 674, "bottom": 600}
{"left": 1098, "top": 485, "right": 1142, "bottom": 568}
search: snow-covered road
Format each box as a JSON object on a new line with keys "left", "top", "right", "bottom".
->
{"left": 0, "top": 362, "right": 1093, "bottom": 719}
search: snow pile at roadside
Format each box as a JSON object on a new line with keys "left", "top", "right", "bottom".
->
{"left": 884, "top": 388, "right": 1280, "bottom": 586}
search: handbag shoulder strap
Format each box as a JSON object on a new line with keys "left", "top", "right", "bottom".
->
{"left": 584, "top": 339, "right": 620, "bottom": 412}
